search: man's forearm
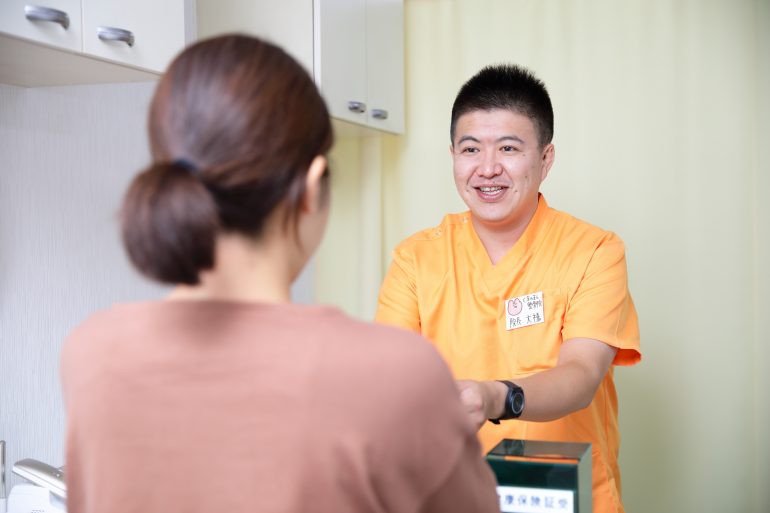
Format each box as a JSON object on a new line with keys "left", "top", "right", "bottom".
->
{"left": 493, "top": 359, "right": 601, "bottom": 422}
{"left": 485, "top": 337, "right": 617, "bottom": 423}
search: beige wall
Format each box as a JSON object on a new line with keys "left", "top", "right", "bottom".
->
{"left": 318, "top": 1, "right": 769, "bottom": 512}
{"left": 754, "top": 1, "right": 769, "bottom": 511}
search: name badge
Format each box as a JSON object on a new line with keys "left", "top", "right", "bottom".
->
{"left": 505, "top": 291, "right": 545, "bottom": 331}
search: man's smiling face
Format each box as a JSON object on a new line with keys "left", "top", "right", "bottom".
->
{"left": 451, "top": 108, "right": 554, "bottom": 231}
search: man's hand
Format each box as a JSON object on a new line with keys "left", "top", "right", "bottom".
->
{"left": 456, "top": 380, "right": 506, "bottom": 430}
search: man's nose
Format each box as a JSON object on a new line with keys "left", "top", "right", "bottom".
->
{"left": 477, "top": 152, "right": 502, "bottom": 178}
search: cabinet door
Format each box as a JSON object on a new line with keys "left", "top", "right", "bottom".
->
{"left": 0, "top": 0, "right": 81, "bottom": 52}
{"left": 365, "top": 0, "right": 403, "bottom": 133}
{"left": 197, "top": 0, "right": 314, "bottom": 76}
{"left": 316, "top": 0, "right": 368, "bottom": 126}
{"left": 82, "top": 0, "right": 190, "bottom": 72}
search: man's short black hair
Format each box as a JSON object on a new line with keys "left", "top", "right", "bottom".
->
{"left": 450, "top": 64, "right": 554, "bottom": 148}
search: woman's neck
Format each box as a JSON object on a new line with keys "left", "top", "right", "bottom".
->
{"left": 167, "top": 232, "right": 298, "bottom": 304}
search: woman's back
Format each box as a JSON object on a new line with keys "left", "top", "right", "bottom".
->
{"left": 62, "top": 300, "right": 498, "bottom": 513}
{"left": 61, "top": 34, "right": 499, "bottom": 513}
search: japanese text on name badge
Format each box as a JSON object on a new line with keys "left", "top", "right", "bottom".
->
{"left": 505, "top": 291, "right": 544, "bottom": 331}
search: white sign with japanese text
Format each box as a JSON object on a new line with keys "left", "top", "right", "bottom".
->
{"left": 497, "top": 485, "right": 574, "bottom": 513}
{"left": 505, "top": 291, "right": 545, "bottom": 331}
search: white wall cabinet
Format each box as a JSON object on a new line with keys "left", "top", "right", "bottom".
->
{"left": 82, "top": 0, "right": 193, "bottom": 73}
{"left": 0, "top": 1, "right": 82, "bottom": 52}
{"left": 197, "top": 0, "right": 314, "bottom": 76}
{"left": 316, "top": 0, "right": 403, "bottom": 133}
{"left": 362, "top": 0, "right": 403, "bottom": 133}
{"left": 315, "top": 0, "right": 368, "bottom": 127}
{"left": 198, "top": 0, "right": 404, "bottom": 134}
{"left": 0, "top": 0, "right": 195, "bottom": 86}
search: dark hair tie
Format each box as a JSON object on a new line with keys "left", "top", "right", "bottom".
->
{"left": 172, "top": 158, "right": 199, "bottom": 175}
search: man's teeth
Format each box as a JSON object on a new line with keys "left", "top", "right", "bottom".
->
{"left": 479, "top": 186, "right": 503, "bottom": 192}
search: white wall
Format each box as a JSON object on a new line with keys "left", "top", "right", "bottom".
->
{"left": 0, "top": 82, "right": 166, "bottom": 488}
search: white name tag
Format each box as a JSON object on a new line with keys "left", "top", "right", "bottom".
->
{"left": 497, "top": 485, "right": 574, "bottom": 512}
{"left": 505, "top": 291, "right": 545, "bottom": 331}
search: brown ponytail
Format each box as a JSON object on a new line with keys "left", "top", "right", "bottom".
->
{"left": 121, "top": 161, "right": 218, "bottom": 285}
{"left": 120, "top": 35, "right": 333, "bottom": 285}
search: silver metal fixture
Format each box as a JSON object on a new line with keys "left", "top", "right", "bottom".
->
{"left": 1, "top": 440, "right": 6, "bottom": 502}
{"left": 24, "top": 5, "right": 70, "bottom": 29}
{"left": 347, "top": 101, "right": 366, "bottom": 113}
{"left": 97, "top": 26, "right": 135, "bottom": 47}
{"left": 12, "top": 458, "right": 66, "bottom": 500}
{"left": 371, "top": 109, "right": 388, "bottom": 120}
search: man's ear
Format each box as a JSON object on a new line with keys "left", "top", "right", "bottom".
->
{"left": 301, "top": 155, "right": 328, "bottom": 214}
{"left": 539, "top": 143, "right": 555, "bottom": 183}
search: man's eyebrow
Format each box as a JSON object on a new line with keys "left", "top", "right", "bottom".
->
{"left": 456, "top": 135, "right": 526, "bottom": 145}
{"left": 456, "top": 135, "right": 480, "bottom": 145}
{"left": 497, "top": 135, "right": 525, "bottom": 144}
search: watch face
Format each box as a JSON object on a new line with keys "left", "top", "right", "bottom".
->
{"left": 512, "top": 391, "right": 524, "bottom": 415}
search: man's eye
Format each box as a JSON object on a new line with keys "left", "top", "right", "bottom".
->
{"left": 462, "top": 147, "right": 479, "bottom": 154}
{"left": 501, "top": 145, "right": 516, "bottom": 152}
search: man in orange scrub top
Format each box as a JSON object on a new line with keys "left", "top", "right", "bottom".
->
{"left": 376, "top": 64, "right": 641, "bottom": 513}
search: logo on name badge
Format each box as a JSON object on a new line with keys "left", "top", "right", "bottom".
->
{"left": 505, "top": 291, "right": 544, "bottom": 331}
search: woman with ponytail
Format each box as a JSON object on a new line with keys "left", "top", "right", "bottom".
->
{"left": 60, "top": 35, "right": 498, "bottom": 513}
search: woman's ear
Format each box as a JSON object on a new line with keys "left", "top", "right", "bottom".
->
{"left": 301, "top": 155, "right": 328, "bottom": 214}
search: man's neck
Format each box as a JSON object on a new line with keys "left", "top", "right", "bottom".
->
{"left": 471, "top": 205, "right": 538, "bottom": 265}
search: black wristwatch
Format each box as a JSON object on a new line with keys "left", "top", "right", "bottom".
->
{"left": 489, "top": 380, "right": 525, "bottom": 425}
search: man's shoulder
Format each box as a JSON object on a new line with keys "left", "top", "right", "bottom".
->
{"left": 545, "top": 204, "right": 624, "bottom": 249}
{"left": 393, "top": 212, "right": 471, "bottom": 254}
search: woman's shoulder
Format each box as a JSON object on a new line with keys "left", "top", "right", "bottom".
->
{"left": 64, "top": 304, "right": 129, "bottom": 346}
{"left": 319, "top": 311, "right": 448, "bottom": 369}
{"left": 63, "top": 301, "right": 166, "bottom": 343}
{"left": 315, "top": 313, "right": 462, "bottom": 413}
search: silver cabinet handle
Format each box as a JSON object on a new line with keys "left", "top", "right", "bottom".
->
{"left": 24, "top": 5, "right": 70, "bottom": 29}
{"left": 97, "top": 26, "right": 134, "bottom": 47}
{"left": 347, "top": 101, "right": 366, "bottom": 113}
{"left": 371, "top": 109, "right": 388, "bottom": 120}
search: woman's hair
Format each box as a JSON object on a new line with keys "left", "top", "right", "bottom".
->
{"left": 121, "top": 34, "right": 333, "bottom": 285}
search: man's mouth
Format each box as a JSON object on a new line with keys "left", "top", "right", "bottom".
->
{"left": 474, "top": 185, "right": 507, "bottom": 201}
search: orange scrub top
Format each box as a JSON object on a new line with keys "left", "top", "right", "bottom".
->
{"left": 376, "top": 194, "right": 641, "bottom": 513}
